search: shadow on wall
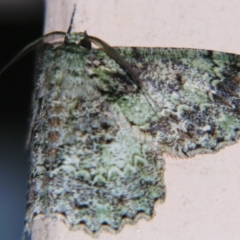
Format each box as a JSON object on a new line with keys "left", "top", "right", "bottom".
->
{"left": 0, "top": 1, "right": 43, "bottom": 240}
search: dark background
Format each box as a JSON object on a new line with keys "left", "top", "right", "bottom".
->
{"left": 0, "top": 1, "right": 44, "bottom": 239}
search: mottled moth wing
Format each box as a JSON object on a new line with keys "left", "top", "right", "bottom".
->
{"left": 25, "top": 33, "right": 240, "bottom": 236}
{"left": 25, "top": 40, "right": 165, "bottom": 234}
{"left": 113, "top": 48, "right": 240, "bottom": 157}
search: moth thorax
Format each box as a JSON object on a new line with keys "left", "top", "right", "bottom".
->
{"left": 65, "top": 32, "right": 85, "bottom": 44}
{"left": 64, "top": 32, "right": 91, "bottom": 50}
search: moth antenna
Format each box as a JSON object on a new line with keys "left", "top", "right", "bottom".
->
{"left": 88, "top": 35, "right": 142, "bottom": 87}
{"left": 88, "top": 35, "right": 159, "bottom": 112}
{"left": 0, "top": 31, "right": 66, "bottom": 76}
{"left": 67, "top": 4, "right": 77, "bottom": 33}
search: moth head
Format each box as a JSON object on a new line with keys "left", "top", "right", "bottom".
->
{"left": 64, "top": 31, "right": 91, "bottom": 50}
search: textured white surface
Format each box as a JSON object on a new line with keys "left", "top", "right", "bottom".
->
{"left": 32, "top": 0, "right": 240, "bottom": 239}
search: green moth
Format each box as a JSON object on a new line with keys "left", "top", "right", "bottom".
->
{"left": 1, "top": 11, "right": 240, "bottom": 240}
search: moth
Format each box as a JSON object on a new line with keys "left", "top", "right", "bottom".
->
{"left": 1, "top": 11, "right": 240, "bottom": 240}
